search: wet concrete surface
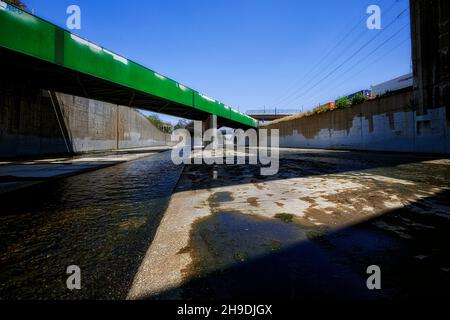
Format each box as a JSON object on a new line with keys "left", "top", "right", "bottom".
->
{"left": 130, "top": 148, "right": 450, "bottom": 300}
{"left": 0, "top": 146, "right": 172, "bottom": 194}
{"left": 0, "top": 150, "right": 183, "bottom": 299}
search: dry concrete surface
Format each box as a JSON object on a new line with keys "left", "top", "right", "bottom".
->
{"left": 128, "top": 148, "right": 450, "bottom": 300}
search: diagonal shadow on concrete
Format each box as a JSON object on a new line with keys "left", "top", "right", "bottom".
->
{"left": 144, "top": 189, "right": 450, "bottom": 300}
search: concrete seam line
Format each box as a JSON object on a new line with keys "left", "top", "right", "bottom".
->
{"left": 48, "top": 90, "right": 71, "bottom": 153}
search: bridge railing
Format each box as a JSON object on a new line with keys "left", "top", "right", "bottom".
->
{"left": 246, "top": 108, "right": 302, "bottom": 115}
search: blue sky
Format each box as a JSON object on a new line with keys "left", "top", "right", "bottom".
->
{"left": 23, "top": 0, "right": 411, "bottom": 124}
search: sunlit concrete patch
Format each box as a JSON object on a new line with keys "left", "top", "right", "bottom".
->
{"left": 206, "top": 176, "right": 366, "bottom": 221}
{"left": 127, "top": 189, "right": 212, "bottom": 299}
{"left": 354, "top": 173, "right": 416, "bottom": 186}
{"left": 420, "top": 159, "right": 450, "bottom": 166}
{"left": 129, "top": 148, "right": 450, "bottom": 300}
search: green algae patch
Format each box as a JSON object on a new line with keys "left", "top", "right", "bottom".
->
{"left": 274, "top": 213, "right": 294, "bottom": 223}
{"left": 305, "top": 227, "right": 329, "bottom": 240}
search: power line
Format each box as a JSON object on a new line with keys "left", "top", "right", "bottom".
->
{"left": 306, "top": 38, "right": 411, "bottom": 106}
{"left": 281, "top": 7, "right": 409, "bottom": 107}
{"left": 303, "top": 35, "right": 411, "bottom": 107}
{"left": 273, "top": 0, "right": 403, "bottom": 107}
{"left": 270, "top": 7, "right": 369, "bottom": 106}
{"left": 298, "top": 22, "right": 410, "bottom": 104}
{"left": 283, "top": 7, "right": 409, "bottom": 106}
{"left": 274, "top": 28, "right": 368, "bottom": 106}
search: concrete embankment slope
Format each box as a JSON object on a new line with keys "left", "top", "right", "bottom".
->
{"left": 263, "top": 90, "right": 450, "bottom": 154}
{"left": 0, "top": 83, "right": 170, "bottom": 158}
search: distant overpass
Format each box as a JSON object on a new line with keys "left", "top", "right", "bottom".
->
{"left": 0, "top": 3, "right": 257, "bottom": 129}
{"left": 246, "top": 108, "right": 302, "bottom": 121}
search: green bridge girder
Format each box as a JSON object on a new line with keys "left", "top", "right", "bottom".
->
{"left": 0, "top": 2, "right": 257, "bottom": 128}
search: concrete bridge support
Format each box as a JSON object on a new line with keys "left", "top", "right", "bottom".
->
{"left": 205, "top": 114, "right": 218, "bottom": 146}
{"left": 410, "top": 0, "right": 450, "bottom": 116}
{"left": 190, "top": 115, "right": 218, "bottom": 151}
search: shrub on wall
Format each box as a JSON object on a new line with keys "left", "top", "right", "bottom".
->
{"left": 351, "top": 93, "right": 368, "bottom": 105}
{"left": 335, "top": 96, "right": 351, "bottom": 109}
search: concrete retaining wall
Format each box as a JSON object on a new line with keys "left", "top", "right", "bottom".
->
{"left": 0, "top": 86, "right": 169, "bottom": 158}
{"left": 263, "top": 90, "right": 450, "bottom": 154}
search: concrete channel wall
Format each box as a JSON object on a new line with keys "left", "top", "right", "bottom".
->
{"left": 0, "top": 86, "right": 169, "bottom": 158}
{"left": 263, "top": 90, "right": 450, "bottom": 154}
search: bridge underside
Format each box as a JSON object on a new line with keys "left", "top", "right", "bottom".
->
{"left": 0, "top": 47, "right": 248, "bottom": 129}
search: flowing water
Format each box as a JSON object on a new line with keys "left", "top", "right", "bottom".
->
{"left": 0, "top": 151, "right": 183, "bottom": 299}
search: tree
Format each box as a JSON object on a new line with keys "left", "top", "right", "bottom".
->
{"left": 174, "top": 119, "right": 190, "bottom": 130}
{"left": 335, "top": 96, "right": 351, "bottom": 109}
{"left": 147, "top": 114, "right": 164, "bottom": 128}
{"left": 146, "top": 114, "right": 174, "bottom": 133}
{"left": 351, "top": 93, "right": 368, "bottom": 106}
{"left": 4, "top": 0, "right": 27, "bottom": 10}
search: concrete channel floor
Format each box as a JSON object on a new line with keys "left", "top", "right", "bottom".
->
{"left": 0, "top": 146, "right": 172, "bottom": 194}
{"left": 128, "top": 147, "right": 450, "bottom": 300}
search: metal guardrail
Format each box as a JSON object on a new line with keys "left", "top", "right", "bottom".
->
{"left": 246, "top": 109, "right": 303, "bottom": 115}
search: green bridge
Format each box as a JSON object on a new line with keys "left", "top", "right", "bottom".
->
{"left": 0, "top": 2, "right": 257, "bottom": 129}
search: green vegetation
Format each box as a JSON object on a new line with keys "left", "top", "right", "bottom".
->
{"left": 234, "top": 251, "right": 249, "bottom": 262}
{"left": 174, "top": 119, "right": 190, "bottom": 130}
{"left": 351, "top": 93, "right": 368, "bottom": 105}
{"left": 267, "top": 92, "right": 374, "bottom": 127}
{"left": 274, "top": 213, "right": 294, "bottom": 223}
{"left": 147, "top": 114, "right": 164, "bottom": 127}
{"left": 305, "top": 227, "right": 329, "bottom": 240}
{"left": 264, "top": 240, "right": 282, "bottom": 251}
{"left": 146, "top": 114, "right": 192, "bottom": 133}
{"left": 146, "top": 114, "right": 173, "bottom": 133}
{"left": 335, "top": 96, "right": 351, "bottom": 109}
